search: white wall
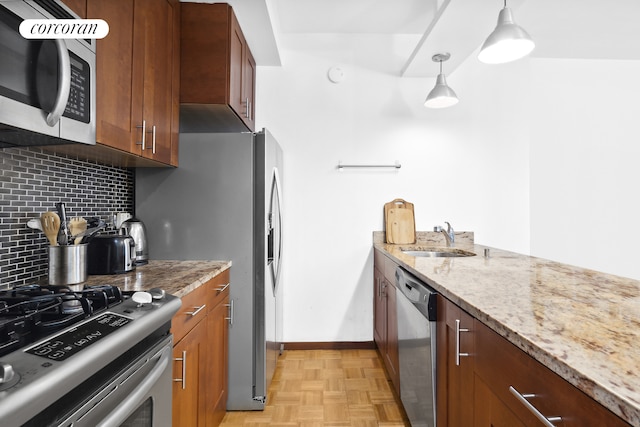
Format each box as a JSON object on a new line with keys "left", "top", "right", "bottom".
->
{"left": 255, "top": 38, "right": 531, "bottom": 343}
{"left": 529, "top": 59, "right": 640, "bottom": 279}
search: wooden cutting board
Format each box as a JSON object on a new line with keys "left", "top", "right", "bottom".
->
{"left": 384, "top": 199, "right": 416, "bottom": 244}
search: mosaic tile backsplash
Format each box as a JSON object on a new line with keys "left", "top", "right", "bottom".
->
{"left": 0, "top": 147, "right": 134, "bottom": 289}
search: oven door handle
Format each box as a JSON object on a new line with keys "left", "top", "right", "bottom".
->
{"left": 96, "top": 344, "right": 171, "bottom": 427}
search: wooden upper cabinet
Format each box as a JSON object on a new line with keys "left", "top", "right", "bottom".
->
{"left": 64, "top": 0, "right": 86, "bottom": 17}
{"left": 132, "top": 0, "right": 175, "bottom": 164}
{"left": 180, "top": 3, "right": 256, "bottom": 132}
{"left": 87, "top": 0, "right": 135, "bottom": 154}
{"left": 85, "top": 0, "right": 179, "bottom": 166}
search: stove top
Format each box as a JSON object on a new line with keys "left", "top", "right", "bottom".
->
{"left": 0, "top": 283, "right": 182, "bottom": 426}
{"left": 0, "top": 284, "right": 124, "bottom": 358}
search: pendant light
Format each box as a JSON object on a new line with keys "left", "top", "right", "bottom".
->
{"left": 478, "top": 0, "right": 535, "bottom": 64}
{"left": 424, "top": 53, "right": 459, "bottom": 109}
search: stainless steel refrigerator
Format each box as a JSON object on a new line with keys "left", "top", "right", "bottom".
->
{"left": 135, "top": 129, "right": 283, "bottom": 410}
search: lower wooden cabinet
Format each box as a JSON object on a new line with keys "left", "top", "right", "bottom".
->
{"left": 436, "top": 295, "right": 475, "bottom": 427}
{"left": 373, "top": 249, "right": 400, "bottom": 395}
{"left": 436, "top": 294, "right": 632, "bottom": 427}
{"left": 172, "top": 269, "right": 231, "bottom": 427}
{"left": 173, "top": 319, "right": 206, "bottom": 427}
{"left": 206, "top": 288, "right": 230, "bottom": 427}
{"left": 474, "top": 317, "right": 631, "bottom": 427}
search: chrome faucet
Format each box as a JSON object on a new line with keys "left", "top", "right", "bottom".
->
{"left": 434, "top": 221, "right": 455, "bottom": 246}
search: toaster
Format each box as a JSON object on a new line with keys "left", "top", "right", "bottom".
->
{"left": 87, "top": 234, "right": 136, "bottom": 275}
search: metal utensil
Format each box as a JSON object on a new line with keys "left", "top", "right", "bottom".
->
{"left": 73, "top": 220, "right": 107, "bottom": 243}
{"left": 55, "top": 202, "right": 70, "bottom": 245}
{"left": 40, "top": 212, "right": 61, "bottom": 246}
{"left": 69, "top": 217, "right": 88, "bottom": 245}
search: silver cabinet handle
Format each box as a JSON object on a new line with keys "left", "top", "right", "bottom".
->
{"left": 46, "top": 39, "right": 71, "bottom": 127}
{"left": 455, "top": 319, "right": 469, "bottom": 366}
{"left": 216, "top": 283, "right": 230, "bottom": 294}
{"left": 173, "top": 350, "right": 186, "bottom": 390}
{"left": 248, "top": 100, "right": 252, "bottom": 120}
{"left": 185, "top": 304, "right": 206, "bottom": 317}
{"left": 509, "top": 386, "right": 562, "bottom": 426}
{"left": 245, "top": 97, "right": 250, "bottom": 118}
{"left": 141, "top": 125, "right": 155, "bottom": 153}
{"left": 151, "top": 125, "right": 156, "bottom": 154}
{"left": 136, "top": 120, "right": 146, "bottom": 150}
{"left": 225, "top": 299, "right": 234, "bottom": 326}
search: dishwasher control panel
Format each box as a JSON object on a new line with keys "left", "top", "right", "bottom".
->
{"left": 395, "top": 267, "right": 437, "bottom": 320}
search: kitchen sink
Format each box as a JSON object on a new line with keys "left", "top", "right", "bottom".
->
{"left": 400, "top": 248, "right": 476, "bottom": 257}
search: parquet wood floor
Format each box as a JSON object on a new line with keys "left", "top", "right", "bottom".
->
{"left": 219, "top": 349, "right": 410, "bottom": 427}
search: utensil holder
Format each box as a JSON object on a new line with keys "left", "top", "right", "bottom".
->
{"left": 48, "top": 244, "right": 88, "bottom": 285}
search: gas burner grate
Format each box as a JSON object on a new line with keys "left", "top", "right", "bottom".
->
{"left": 0, "top": 284, "right": 125, "bottom": 358}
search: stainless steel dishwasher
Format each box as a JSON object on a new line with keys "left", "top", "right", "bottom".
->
{"left": 395, "top": 266, "right": 437, "bottom": 427}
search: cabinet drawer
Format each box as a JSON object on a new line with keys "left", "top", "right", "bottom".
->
{"left": 172, "top": 282, "right": 210, "bottom": 343}
{"left": 207, "top": 269, "right": 230, "bottom": 309}
{"left": 383, "top": 253, "right": 398, "bottom": 286}
{"left": 474, "top": 320, "right": 630, "bottom": 427}
{"left": 172, "top": 269, "right": 231, "bottom": 343}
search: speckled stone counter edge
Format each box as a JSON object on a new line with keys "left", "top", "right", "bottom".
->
{"left": 77, "top": 260, "right": 232, "bottom": 299}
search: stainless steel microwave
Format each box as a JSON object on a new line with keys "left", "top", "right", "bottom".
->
{"left": 0, "top": 0, "right": 96, "bottom": 148}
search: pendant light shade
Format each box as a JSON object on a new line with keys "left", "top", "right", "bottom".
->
{"left": 478, "top": 5, "right": 535, "bottom": 64}
{"left": 424, "top": 53, "right": 459, "bottom": 109}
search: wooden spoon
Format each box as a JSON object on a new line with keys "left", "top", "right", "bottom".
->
{"left": 40, "top": 211, "right": 61, "bottom": 246}
{"left": 69, "top": 217, "right": 88, "bottom": 245}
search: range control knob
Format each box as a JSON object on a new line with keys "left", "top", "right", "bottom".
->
{"left": 0, "top": 362, "right": 15, "bottom": 384}
{"left": 148, "top": 288, "right": 166, "bottom": 300}
{"left": 132, "top": 291, "right": 153, "bottom": 306}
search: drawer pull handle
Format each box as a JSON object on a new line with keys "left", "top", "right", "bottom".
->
{"left": 216, "top": 283, "right": 230, "bottom": 293}
{"left": 509, "top": 386, "right": 562, "bottom": 427}
{"left": 173, "top": 350, "right": 186, "bottom": 390}
{"left": 455, "top": 319, "right": 470, "bottom": 366}
{"left": 185, "top": 304, "right": 206, "bottom": 317}
{"left": 136, "top": 120, "right": 146, "bottom": 149}
{"left": 225, "top": 299, "right": 234, "bottom": 326}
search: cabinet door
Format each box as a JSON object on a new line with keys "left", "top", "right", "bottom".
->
{"left": 132, "top": 0, "right": 174, "bottom": 164}
{"left": 173, "top": 320, "right": 207, "bottom": 427}
{"left": 437, "top": 296, "right": 474, "bottom": 427}
{"left": 242, "top": 46, "right": 256, "bottom": 130}
{"left": 474, "top": 319, "right": 632, "bottom": 427}
{"left": 474, "top": 376, "right": 527, "bottom": 427}
{"left": 64, "top": 0, "right": 86, "bottom": 17}
{"left": 228, "top": 6, "right": 254, "bottom": 131}
{"left": 207, "top": 293, "right": 230, "bottom": 427}
{"left": 373, "top": 267, "right": 386, "bottom": 349}
{"left": 385, "top": 281, "right": 400, "bottom": 395}
{"left": 228, "top": 12, "right": 244, "bottom": 123}
{"left": 87, "top": 0, "right": 136, "bottom": 153}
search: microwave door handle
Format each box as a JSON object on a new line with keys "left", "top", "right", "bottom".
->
{"left": 45, "top": 39, "right": 71, "bottom": 127}
{"left": 95, "top": 344, "right": 171, "bottom": 427}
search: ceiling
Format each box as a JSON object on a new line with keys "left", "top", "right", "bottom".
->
{"left": 181, "top": 0, "right": 640, "bottom": 77}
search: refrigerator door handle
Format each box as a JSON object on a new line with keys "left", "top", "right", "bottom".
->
{"left": 269, "top": 167, "right": 283, "bottom": 296}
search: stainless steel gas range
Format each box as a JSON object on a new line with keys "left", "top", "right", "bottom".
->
{"left": 0, "top": 284, "right": 181, "bottom": 427}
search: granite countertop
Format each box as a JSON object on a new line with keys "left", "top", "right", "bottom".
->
{"left": 373, "top": 232, "right": 640, "bottom": 426}
{"left": 79, "top": 260, "right": 231, "bottom": 298}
